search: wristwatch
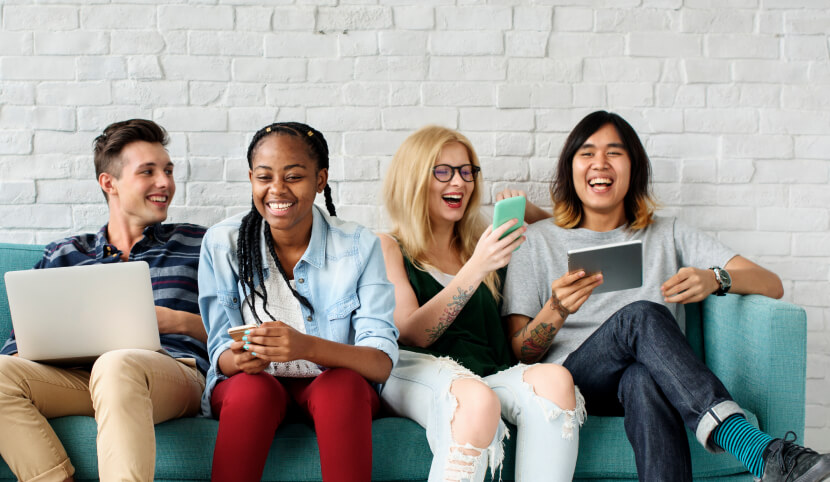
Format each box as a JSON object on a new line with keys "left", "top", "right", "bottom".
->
{"left": 709, "top": 266, "right": 732, "bottom": 296}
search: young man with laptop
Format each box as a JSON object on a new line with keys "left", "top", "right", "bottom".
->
{"left": 0, "top": 119, "right": 208, "bottom": 482}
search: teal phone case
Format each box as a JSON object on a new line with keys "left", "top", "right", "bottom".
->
{"left": 492, "top": 196, "right": 526, "bottom": 240}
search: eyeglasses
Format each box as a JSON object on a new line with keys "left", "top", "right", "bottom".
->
{"left": 432, "top": 164, "right": 480, "bottom": 183}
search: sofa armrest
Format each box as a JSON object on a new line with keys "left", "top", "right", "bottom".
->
{"left": 700, "top": 293, "right": 806, "bottom": 439}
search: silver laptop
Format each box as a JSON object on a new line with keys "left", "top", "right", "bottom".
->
{"left": 5, "top": 261, "right": 161, "bottom": 365}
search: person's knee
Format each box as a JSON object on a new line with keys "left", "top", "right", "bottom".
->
{"left": 0, "top": 356, "right": 29, "bottom": 396}
{"left": 311, "top": 368, "right": 374, "bottom": 412}
{"left": 450, "top": 378, "right": 500, "bottom": 439}
{"left": 523, "top": 363, "right": 576, "bottom": 410}
{"left": 618, "top": 363, "right": 662, "bottom": 409}
{"left": 220, "top": 373, "right": 284, "bottom": 411}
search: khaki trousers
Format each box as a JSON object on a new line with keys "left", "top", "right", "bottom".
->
{"left": 0, "top": 349, "right": 204, "bottom": 482}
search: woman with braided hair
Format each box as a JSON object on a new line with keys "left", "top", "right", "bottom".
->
{"left": 198, "top": 122, "right": 399, "bottom": 482}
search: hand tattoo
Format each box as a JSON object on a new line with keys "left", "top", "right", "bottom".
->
{"left": 425, "top": 286, "right": 474, "bottom": 343}
{"left": 550, "top": 289, "right": 570, "bottom": 319}
{"left": 519, "top": 322, "right": 557, "bottom": 362}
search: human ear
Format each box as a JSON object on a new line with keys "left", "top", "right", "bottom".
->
{"left": 316, "top": 168, "right": 328, "bottom": 193}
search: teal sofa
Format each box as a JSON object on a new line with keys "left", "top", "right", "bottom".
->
{"left": 0, "top": 242, "right": 806, "bottom": 481}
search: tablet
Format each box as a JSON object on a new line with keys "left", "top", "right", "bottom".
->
{"left": 567, "top": 240, "right": 642, "bottom": 295}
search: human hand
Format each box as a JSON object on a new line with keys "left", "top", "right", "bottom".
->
{"left": 549, "top": 270, "right": 603, "bottom": 319}
{"left": 495, "top": 188, "right": 527, "bottom": 202}
{"left": 469, "top": 221, "right": 526, "bottom": 277}
{"left": 661, "top": 267, "right": 719, "bottom": 304}
{"left": 155, "top": 306, "right": 180, "bottom": 334}
{"left": 240, "top": 321, "right": 314, "bottom": 363}
{"left": 228, "top": 341, "right": 270, "bottom": 374}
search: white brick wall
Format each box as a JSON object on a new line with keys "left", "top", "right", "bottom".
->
{"left": 0, "top": 0, "right": 828, "bottom": 451}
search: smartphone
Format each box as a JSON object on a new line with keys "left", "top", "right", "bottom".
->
{"left": 492, "top": 196, "right": 526, "bottom": 240}
{"left": 228, "top": 324, "right": 257, "bottom": 342}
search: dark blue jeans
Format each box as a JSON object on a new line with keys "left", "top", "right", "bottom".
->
{"left": 562, "top": 301, "right": 742, "bottom": 482}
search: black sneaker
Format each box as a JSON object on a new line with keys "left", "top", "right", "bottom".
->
{"left": 758, "top": 432, "right": 830, "bottom": 482}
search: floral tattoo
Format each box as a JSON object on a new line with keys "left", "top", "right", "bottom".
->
{"left": 550, "top": 289, "right": 570, "bottom": 319}
{"left": 425, "top": 286, "right": 475, "bottom": 343}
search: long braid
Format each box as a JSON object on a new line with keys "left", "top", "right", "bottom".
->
{"left": 238, "top": 122, "right": 335, "bottom": 322}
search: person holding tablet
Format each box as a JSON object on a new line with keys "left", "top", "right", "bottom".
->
{"left": 379, "top": 125, "right": 584, "bottom": 482}
{"left": 198, "top": 122, "right": 398, "bottom": 482}
{"left": 501, "top": 110, "right": 830, "bottom": 481}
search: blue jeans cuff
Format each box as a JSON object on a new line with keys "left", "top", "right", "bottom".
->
{"left": 696, "top": 400, "right": 745, "bottom": 453}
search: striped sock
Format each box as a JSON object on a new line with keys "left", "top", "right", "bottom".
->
{"left": 712, "top": 414, "right": 774, "bottom": 477}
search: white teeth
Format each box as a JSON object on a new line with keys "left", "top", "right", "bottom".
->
{"left": 148, "top": 196, "right": 167, "bottom": 202}
{"left": 589, "top": 178, "right": 612, "bottom": 186}
{"left": 267, "top": 202, "right": 293, "bottom": 210}
{"left": 443, "top": 194, "right": 462, "bottom": 201}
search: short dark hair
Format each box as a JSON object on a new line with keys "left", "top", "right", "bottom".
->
{"left": 551, "top": 110, "right": 657, "bottom": 230}
{"left": 93, "top": 119, "right": 169, "bottom": 199}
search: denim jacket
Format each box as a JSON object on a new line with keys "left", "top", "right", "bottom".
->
{"left": 198, "top": 206, "right": 399, "bottom": 416}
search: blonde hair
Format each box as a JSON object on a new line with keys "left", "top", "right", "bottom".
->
{"left": 383, "top": 125, "right": 501, "bottom": 300}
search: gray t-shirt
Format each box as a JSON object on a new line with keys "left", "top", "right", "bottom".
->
{"left": 501, "top": 216, "right": 736, "bottom": 365}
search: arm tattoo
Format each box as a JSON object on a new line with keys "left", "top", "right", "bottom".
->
{"left": 519, "top": 322, "right": 557, "bottom": 362}
{"left": 425, "top": 286, "right": 475, "bottom": 343}
{"left": 550, "top": 289, "right": 570, "bottom": 319}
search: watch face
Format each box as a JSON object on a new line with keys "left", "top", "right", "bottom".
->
{"left": 717, "top": 268, "right": 732, "bottom": 290}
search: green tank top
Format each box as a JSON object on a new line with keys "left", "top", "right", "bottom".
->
{"left": 401, "top": 255, "right": 515, "bottom": 377}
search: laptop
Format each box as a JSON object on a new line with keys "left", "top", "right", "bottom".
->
{"left": 4, "top": 261, "right": 162, "bottom": 365}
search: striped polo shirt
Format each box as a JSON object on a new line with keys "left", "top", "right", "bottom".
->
{"left": 1, "top": 223, "right": 210, "bottom": 375}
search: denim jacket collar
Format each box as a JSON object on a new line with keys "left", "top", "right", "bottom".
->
{"left": 257, "top": 205, "right": 328, "bottom": 275}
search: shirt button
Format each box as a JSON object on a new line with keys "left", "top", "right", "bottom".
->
{"left": 306, "top": 316, "right": 312, "bottom": 321}
{"left": 232, "top": 298, "right": 238, "bottom": 304}
{"left": 298, "top": 278, "right": 304, "bottom": 283}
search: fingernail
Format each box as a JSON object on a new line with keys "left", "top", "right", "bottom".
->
{"left": 243, "top": 344, "right": 250, "bottom": 351}
{"left": 579, "top": 271, "right": 585, "bottom": 277}
{"left": 251, "top": 352, "right": 257, "bottom": 357}
{"left": 242, "top": 335, "right": 248, "bottom": 341}
{"left": 244, "top": 329, "right": 251, "bottom": 335}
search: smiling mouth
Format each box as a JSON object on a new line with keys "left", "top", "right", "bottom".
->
{"left": 588, "top": 178, "right": 613, "bottom": 192}
{"left": 266, "top": 201, "right": 295, "bottom": 214}
{"left": 147, "top": 195, "right": 168, "bottom": 204}
{"left": 442, "top": 193, "right": 463, "bottom": 208}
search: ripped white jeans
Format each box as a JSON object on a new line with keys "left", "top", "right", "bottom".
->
{"left": 381, "top": 350, "right": 585, "bottom": 482}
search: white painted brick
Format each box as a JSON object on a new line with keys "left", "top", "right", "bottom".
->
{"left": 528, "top": 155, "right": 558, "bottom": 182}
{"left": 607, "top": 83, "right": 654, "bottom": 107}
{"left": 722, "top": 135, "right": 793, "bottom": 160}
{"left": 758, "top": 11, "right": 785, "bottom": 35}
{"left": 755, "top": 160, "right": 828, "bottom": 184}
{"left": 676, "top": 207, "right": 756, "bottom": 231}
{"left": 733, "top": 60, "right": 810, "bottom": 83}
{"left": 680, "top": 159, "right": 716, "bottom": 183}
{"left": 188, "top": 133, "right": 247, "bottom": 157}
{"left": 188, "top": 82, "right": 225, "bottom": 106}
{"left": 381, "top": 107, "right": 456, "bottom": 130}
{"left": 706, "top": 85, "right": 741, "bottom": 107}
{"left": 596, "top": 8, "right": 677, "bottom": 32}
{"left": 265, "top": 85, "right": 342, "bottom": 107}
{"left": 0, "top": 83, "right": 34, "bottom": 106}
{"left": 429, "top": 32, "right": 503, "bottom": 56}
{"left": 796, "top": 282, "right": 830, "bottom": 309}
{"left": 338, "top": 32, "right": 379, "bottom": 57}
{"left": 785, "top": 35, "right": 828, "bottom": 61}
{"left": 717, "top": 158, "right": 754, "bottom": 184}
{"left": 549, "top": 34, "right": 625, "bottom": 58}
{"left": 35, "top": 31, "right": 108, "bottom": 56}
{"left": 339, "top": 181, "right": 380, "bottom": 205}
{"left": 355, "top": 56, "right": 426, "bottom": 81}
{"left": 1, "top": 57, "right": 75, "bottom": 81}
{"left": 680, "top": 9, "right": 754, "bottom": 33}
{"left": 682, "top": 59, "right": 731, "bottom": 83}
{"left": 651, "top": 158, "right": 680, "bottom": 183}
{"left": 224, "top": 83, "right": 266, "bottom": 107}
{"left": 0, "top": 181, "right": 35, "bottom": 204}
{"left": 333, "top": 205, "right": 380, "bottom": 231}
{"left": 684, "top": 109, "right": 758, "bottom": 134}
{"left": 806, "top": 404, "right": 829, "bottom": 428}
{"left": 479, "top": 157, "right": 528, "bottom": 182}
{"left": 4, "top": 6, "right": 78, "bottom": 31}
{"left": 648, "top": 134, "right": 718, "bottom": 158}
{"left": 758, "top": 207, "right": 828, "bottom": 233}
{"left": 0, "top": 32, "right": 32, "bottom": 56}
{"left": 629, "top": 33, "right": 701, "bottom": 57}
{"left": 112, "top": 32, "right": 165, "bottom": 55}
{"left": 266, "top": 33, "right": 338, "bottom": 58}
{"left": 0, "top": 131, "right": 32, "bottom": 155}
{"left": 431, "top": 57, "right": 507, "bottom": 81}
{"left": 37, "top": 82, "right": 111, "bottom": 106}
{"left": 514, "top": 6, "right": 553, "bottom": 31}
{"left": 76, "top": 56, "right": 127, "bottom": 81}
{"left": 497, "top": 85, "right": 531, "bottom": 108}
{"left": 766, "top": 0, "right": 830, "bottom": 8}
{"left": 791, "top": 185, "right": 830, "bottom": 208}
{"left": 337, "top": 158, "right": 379, "bottom": 181}
{"left": 678, "top": 183, "right": 717, "bottom": 205}
{"left": 191, "top": 32, "right": 264, "bottom": 57}
{"left": 155, "top": 107, "right": 228, "bottom": 132}
{"left": 785, "top": 11, "right": 830, "bottom": 35}
{"left": 307, "top": 107, "right": 380, "bottom": 132}
{"left": 706, "top": 34, "right": 779, "bottom": 59}
{"left": 583, "top": 58, "right": 662, "bottom": 83}
{"left": 507, "top": 58, "right": 582, "bottom": 82}
{"left": 165, "top": 31, "right": 188, "bottom": 55}
{"left": 494, "top": 133, "right": 533, "bottom": 157}
{"left": 227, "top": 108, "right": 279, "bottom": 134}
{"left": 0, "top": 205, "right": 71, "bottom": 229}
{"left": 506, "top": 31, "right": 549, "bottom": 58}
{"left": 161, "top": 56, "right": 230, "bottom": 81}
{"left": 32, "top": 107, "right": 76, "bottom": 132}
{"left": 379, "top": 31, "right": 428, "bottom": 56}
{"left": 236, "top": 7, "right": 273, "bottom": 32}
{"left": 80, "top": 5, "right": 155, "bottom": 29}
{"left": 421, "top": 83, "right": 493, "bottom": 107}
{"left": 225, "top": 158, "right": 250, "bottom": 183}
{"left": 794, "top": 234, "right": 830, "bottom": 257}
{"left": 317, "top": 6, "right": 393, "bottom": 31}
{"left": 232, "top": 58, "right": 305, "bottom": 82}
{"left": 464, "top": 132, "right": 496, "bottom": 157}
{"left": 795, "top": 136, "right": 830, "bottom": 160}
{"left": 655, "top": 84, "right": 705, "bottom": 108}
{"left": 343, "top": 131, "right": 410, "bottom": 156}
{"left": 573, "top": 84, "right": 606, "bottom": 106}
{"left": 459, "top": 108, "right": 533, "bottom": 132}
{"left": 719, "top": 231, "right": 791, "bottom": 257}
{"left": 37, "top": 180, "right": 100, "bottom": 204}
{"left": 393, "top": 6, "right": 434, "bottom": 30}
{"left": 536, "top": 109, "right": 595, "bottom": 133}
{"left": 717, "top": 184, "right": 788, "bottom": 207}
{"left": 764, "top": 259, "right": 826, "bottom": 282}
{"left": 166, "top": 206, "right": 225, "bottom": 228}
{"left": 128, "top": 56, "right": 163, "bottom": 80}
{"left": 738, "top": 84, "right": 781, "bottom": 108}
{"left": 271, "top": 7, "right": 315, "bottom": 31}
{"left": 783, "top": 86, "right": 830, "bottom": 111}
{"left": 158, "top": 5, "right": 234, "bottom": 30}
{"left": 111, "top": 81, "right": 188, "bottom": 108}
{"left": 761, "top": 110, "right": 830, "bottom": 136}
{"left": 550, "top": 8, "right": 593, "bottom": 32}
{"left": 435, "top": 6, "right": 511, "bottom": 30}
{"left": 188, "top": 158, "right": 224, "bottom": 181}
{"left": 343, "top": 82, "right": 389, "bottom": 106}
{"left": 684, "top": 0, "right": 757, "bottom": 7}
{"left": 0, "top": 231, "right": 35, "bottom": 244}
{"left": 33, "top": 131, "right": 96, "bottom": 156}
{"left": 187, "top": 182, "right": 250, "bottom": 206}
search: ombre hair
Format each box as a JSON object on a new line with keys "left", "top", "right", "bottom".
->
{"left": 551, "top": 111, "right": 658, "bottom": 230}
{"left": 384, "top": 125, "right": 501, "bottom": 300}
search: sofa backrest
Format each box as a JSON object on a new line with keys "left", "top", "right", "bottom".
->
{"left": 0, "top": 244, "right": 46, "bottom": 341}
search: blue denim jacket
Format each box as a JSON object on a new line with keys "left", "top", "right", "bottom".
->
{"left": 198, "top": 206, "right": 399, "bottom": 416}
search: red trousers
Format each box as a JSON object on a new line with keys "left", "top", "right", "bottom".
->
{"left": 210, "top": 368, "right": 380, "bottom": 482}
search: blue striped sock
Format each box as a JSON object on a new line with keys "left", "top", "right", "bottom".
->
{"left": 712, "top": 414, "right": 774, "bottom": 477}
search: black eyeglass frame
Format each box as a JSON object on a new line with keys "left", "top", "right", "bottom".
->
{"left": 431, "top": 164, "right": 481, "bottom": 183}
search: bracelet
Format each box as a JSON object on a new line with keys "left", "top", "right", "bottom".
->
{"left": 550, "top": 289, "right": 570, "bottom": 319}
